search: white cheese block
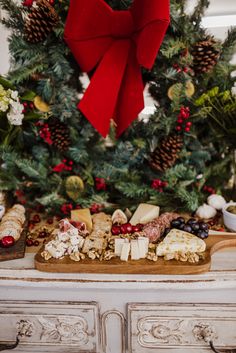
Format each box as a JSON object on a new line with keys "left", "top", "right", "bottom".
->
{"left": 130, "top": 203, "right": 160, "bottom": 225}
{"left": 115, "top": 238, "right": 126, "bottom": 256}
{"left": 131, "top": 240, "right": 140, "bottom": 260}
{"left": 138, "top": 237, "right": 149, "bottom": 258}
{"left": 120, "top": 242, "right": 131, "bottom": 261}
{"left": 156, "top": 229, "right": 206, "bottom": 256}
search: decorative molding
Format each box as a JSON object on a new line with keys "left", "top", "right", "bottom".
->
{"left": 38, "top": 316, "right": 89, "bottom": 345}
{"left": 101, "top": 310, "right": 126, "bottom": 353}
{"left": 137, "top": 318, "right": 187, "bottom": 347}
{"left": 192, "top": 322, "right": 218, "bottom": 343}
{"left": 17, "top": 319, "right": 35, "bottom": 338}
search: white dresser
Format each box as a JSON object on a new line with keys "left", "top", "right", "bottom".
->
{"left": 0, "top": 249, "right": 236, "bottom": 353}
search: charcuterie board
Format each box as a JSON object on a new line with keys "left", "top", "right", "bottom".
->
{"left": 35, "top": 233, "right": 236, "bottom": 275}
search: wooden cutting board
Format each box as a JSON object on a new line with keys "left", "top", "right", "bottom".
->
{"left": 0, "top": 229, "right": 27, "bottom": 262}
{"left": 35, "top": 234, "right": 236, "bottom": 275}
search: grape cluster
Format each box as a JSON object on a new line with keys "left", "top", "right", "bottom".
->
{"left": 168, "top": 217, "right": 209, "bottom": 239}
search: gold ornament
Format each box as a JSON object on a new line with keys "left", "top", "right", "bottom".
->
{"left": 168, "top": 81, "right": 195, "bottom": 100}
{"left": 65, "top": 176, "right": 84, "bottom": 201}
{"left": 34, "top": 96, "right": 50, "bottom": 112}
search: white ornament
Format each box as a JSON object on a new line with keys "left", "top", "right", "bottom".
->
{"left": 0, "top": 205, "right": 5, "bottom": 220}
{"left": 196, "top": 203, "right": 217, "bottom": 219}
{"left": 207, "top": 194, "right": 226, "bottom": 210}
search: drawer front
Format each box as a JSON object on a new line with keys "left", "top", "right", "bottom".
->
{"left": 128, "top": 303, "right": 236, "bottom": 352}
{"left": 0, "top": 301, "right": 99, "bottom": 353}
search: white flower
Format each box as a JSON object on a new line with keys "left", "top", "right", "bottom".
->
{"left": 7, "top": 100, "right": 24, "bottom": 126}
{"left": 10, "top": 90, "right": 19, "bottom": 100}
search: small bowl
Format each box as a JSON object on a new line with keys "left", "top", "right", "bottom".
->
{"left": 222, "top": 202, "right": 236, "bottom": 232}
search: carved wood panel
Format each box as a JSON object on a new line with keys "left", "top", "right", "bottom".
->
{"left": 128, "top": 304, "right": 236, "bottom": 353}
{"left": 0, "top": 301, "right": 99, "bottom": 353}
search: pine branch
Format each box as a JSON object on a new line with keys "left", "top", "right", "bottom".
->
{"left": 190, "top": 0, "right": 210, "bottom": 27}
{"left": 221, "top": 27, "right": 236, "bottom": 61}
{"left": 0, "top": 0, "right": 25, "bottom": 31}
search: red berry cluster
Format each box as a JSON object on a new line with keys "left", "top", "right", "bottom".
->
{"left": 173, "top": 64, "right": 191, "bottom": 74}
{"left": 176, "top": 106, "right": 192, "bottom": 133}
{"left": 111, "top": 223, "right": 143, "bottom": 235}
{"left": 61, "top": 203, "right": 73, "bottom": 215}
{"left": 90, "top": 203, "right": 103, "bottom": 214}
{"left": 203, "top": 185, "right": 216, "bottom": 194}
{"left": 22, "top": 101, "right": 34, "bottom": 114}
{"left": 15, "top": 190, "right": 26, "bottom": 205}
{"left": 37, "top": 123, "right": 53, "bottom": 145}
{"left": 52, "top": 159, "right": 73, "bottom": 173}
{"left": 151, "top": 179, "right": 168, "bottom": 192}
{"left": 95, "top": 177, "right": 107, "bottom": 191}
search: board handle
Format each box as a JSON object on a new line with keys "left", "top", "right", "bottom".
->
{"left": 0, "top": 337, "right": 19, "bottom": 351}
{"left": 210, "top": 340, "right": 236, "bottom": 353}
{"left": 210, "top": 235, "right": 236, "bottom": 256}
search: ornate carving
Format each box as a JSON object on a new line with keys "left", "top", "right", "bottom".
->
{"left": 38, "top": 316, "right": 89, "bottom": 345}
{"left": 192, "top": 322, "right": 218, "bottom": 343}
{"left": 137, "top": 318, "right": 187, "bottom": 347}
{"left": 16, "top": 320, "right": 35, "bottom": 338}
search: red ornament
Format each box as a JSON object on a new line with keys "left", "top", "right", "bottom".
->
{"left": 95, "top": 177, "right": 107, "bottom": 191}
{"left": 22, "top": 0, "right": 34, "bottom": 6}
{"left": 64, "top": 0, "right": 170, "bottom": 137}
{"left": 0, "top": 236, "right": 15, "bottom": 248}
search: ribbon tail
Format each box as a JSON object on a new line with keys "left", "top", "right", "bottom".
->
{"left": 115, "top": 46, "right": 144, "bottom": 137}
{"left": 79, "top": 40, "right": 130, "bottom": 137}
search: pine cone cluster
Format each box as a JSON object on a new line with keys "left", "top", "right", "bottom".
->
{"left": 24, "top": 0, "right": 59, "bottom": 43}
{"left": 191, "top": 38, "right": 220, "bottom": 74}
{"left": 49, "top": 119, "right": 71, "bottom": 151}
{"left": 150, "top": 135, "right": 183, "bottom": 172}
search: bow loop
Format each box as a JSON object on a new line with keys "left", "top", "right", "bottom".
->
{"left": 64, "top": 0, "right": 170, "bottom": 137}
{"left": 111, "top": 11, "right": 134, "bottom": 38}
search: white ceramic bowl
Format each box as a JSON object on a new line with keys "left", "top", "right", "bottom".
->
{"left": 222, "top": 202, "right": 236, "bottom": 232}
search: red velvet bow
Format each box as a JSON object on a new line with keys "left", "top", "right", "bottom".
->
{"left": 64, "top": 0, "right": 170, "bottom": 137}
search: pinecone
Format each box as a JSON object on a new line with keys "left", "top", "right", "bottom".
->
{"left": 49, "top": 119, "right": 71, "bottom": 151}
{"left": 24, "top": 0, "right": 59, "bottom": 43}
{"left": 191, "top": 38, "right": 220, "bottom": 74}
{"left": 150, "top": 135, "right": 183, "bottom": 172}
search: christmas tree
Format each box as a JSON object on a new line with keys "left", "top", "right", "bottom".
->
{"left": 0, "top": 0, "right": 235, "bottom": 217}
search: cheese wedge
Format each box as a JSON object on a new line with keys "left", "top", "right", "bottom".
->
{"left": 131, "top": 240, "right": 140, "bottom": 260}
{"left": 120, "top": 243, "right": 131, "bottom": 261}
{"left": 71, "top": 209, "right": 93, "bottom": 232}
{"left": 156, "top": 229, "right": 206, "bottom": 256}
{"left": 138, "top": 237, "right": 149, "bottom": 258}
{"left": 115, "top": 238, "right": 126, "bottom": 256}
{"left": 130, "top": 203, "right": 160, "bottom": 225}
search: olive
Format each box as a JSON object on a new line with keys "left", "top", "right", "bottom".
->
{"left": 176, "top": 217, "right": 185, "bottom": 224}
{"left": 187, "top": 218, "right": 198, "bottom": 225}
{"left": 183, "top": 225, "right": 193, "bottom": 233}
{"left": 171, "top": 219, "right": 181, "bottom": 228}
{"left": 199, "top": 222, "right": 209, "bottom": 231}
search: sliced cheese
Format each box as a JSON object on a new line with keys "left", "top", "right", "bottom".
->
{"left": 71, "top": 208, "right": 93, "bottom": 232}
{"left": 115, "top": 238, "right": 126, "bottom": 256}
{"left": 130, "top": 203, "right": 160, "bottom": 225}
{"left": 120, "top": 242, "right": 131, "bottom": 261}
{"left": 138, "top": 237, "right": 149, "bottom": 258}
{"left": 156, "top": 229, "right": 206, "bottom": 256}
{"left": 131, "top": 240, "right": 140, "bottom": 260}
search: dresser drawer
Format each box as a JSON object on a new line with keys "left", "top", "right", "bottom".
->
{"left": 0, "top": 301, "right": 99, "bottom": 353}
{"left": 128, "top": 303, "right": 236, "bottom": 352}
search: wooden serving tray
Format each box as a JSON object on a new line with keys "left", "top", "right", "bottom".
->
{"left": 35, "top": 234, "right": 236, "bottom": 275}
